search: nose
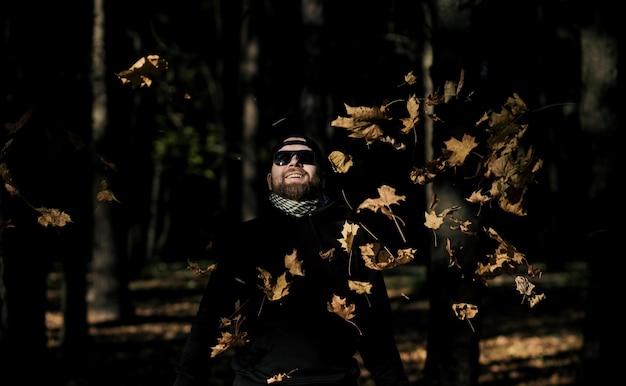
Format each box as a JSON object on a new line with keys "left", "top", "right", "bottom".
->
{"left": 288, "top": 154, "right": 303, "bottom": 166}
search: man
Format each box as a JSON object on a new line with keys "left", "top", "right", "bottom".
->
{"left": 173, "top": 134, "right": 409, "bottom": 386}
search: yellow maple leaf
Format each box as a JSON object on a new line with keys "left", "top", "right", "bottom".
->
{"left": 443, "top": 133, "right": 478, "bottom": 167}
{"left": 356, "top": 185, "right": 407, "bottom": 242}
{"left": 327, "top": 294, "right": 355, "bottom": 319}
{"left": 423, "top": 210, "right": 444, "bottom": 230}
{"left": 284, "top": 249, "right": 304, "bottom": 277}
{"left": 36, "top": 207, "right": 72, "bottom": 227}
{"left": 328, "top": 150, "right": 354, "bottom": 174}
{"left": 267, "top": 369, "right": 298, "bottom": 384}
{"left": 400, "top": 94, "right": 420, "bottom": 134}
{"left": 348, "top": 280, "right": 372, "bottom": 295}
{"left": 210, "top": 330, "right": 249, "bottom": 358}
{"left": 257, "top": 268, "right": 291, "bottom": 301}
{"left": 359, "top": 243, "right": 415, "bottom": 270}
{"left": 404, "top": 71, "right": 417, "bottom": 85}
{"left": 330, "top": 103, "right": 389, "bottom": 145}
{"left": 115, "top": 54, "right": 168, "bottom": 89}
{"left": 529, "top": 293, "right": 546, "bottom": 308}
{"left": 96, "top": 178, "right": 121, "bottom": 204}
{"left": 452, "top": 302, "right": 478, "bottom": 320}
{"left": 186, "top": 258, "right": 217, "bottom": 276}
{"left": 338, "top": 221, "right": 360, "bottom": 253}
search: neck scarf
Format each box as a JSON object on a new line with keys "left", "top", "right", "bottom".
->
{"left": 269, "top": 192, "right": 330, "bottom": 217}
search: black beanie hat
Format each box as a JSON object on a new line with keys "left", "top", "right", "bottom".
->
{"left": 270, "top": 134, "right": 325, "bottom": 169}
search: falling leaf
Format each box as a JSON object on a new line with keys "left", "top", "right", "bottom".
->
{"left": 328, "top": 150, "right": 354, "bottom": 173}
{"left": 357, "top": 185, "right": 407, "bottom": 242}
{"left": 529, "top": 293, "right": 546, "bottom": 308}
{"left": 319, "top": 248, "right": 335, "bottom": 260}
{"left": 3, "top": 107, "right": 35, "bottom": 134}
{"left": 348, "top": 280, "right": 372, "bottom": 295}
{"left": 338, "top": 221, "right": 360, "bottom": 253}
{"left": 443, "top": 134, "right": 478, "bottom": 167}
{"left": 96, "top": 179, "right": 121, "bottom": 203}
{"left": 452, "top": 302, "right": 478, "bottom": 320}
{"left": 267, "top": 369, "right": 298, "bottom": 384}
{"left": 257, "top": 268, "right": 291, "bottom": 301}
{"left": 400, "top": 94, "right": 420, "bottom": 134}
{"left": 187, "top": 258, "right": 217, "bottom": 275}
{"left": 404, "top": 71, "right": 417, "bottom": 85}
{"left": 514, "top": 275, "right": 535, "bottom": 296}
{"left": 423, "top": 211, "right": 444, "bottom": 230}
{"left": 360, "top": 243, "right": 415, "bottom": 270}
{"left": 327, "top": 294, "right": 356, "bottom": 320}
{"left": 115, "top": 54, "right": 169, "bottom": 89}
{"left": 36, "top": 207, "right": 72, "bottom": 227}
{"left": 330, "top": 104, "right": 389, "bottom": 145}
{"left": 210, "top": 330, "right": 249, "bottom": 358}
{"left": 284, "top": 249, "right": 304, "bottom": 277}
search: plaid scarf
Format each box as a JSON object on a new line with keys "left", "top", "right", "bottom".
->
{"left": 269, "top": 192, "right": 330, "bottom": 217}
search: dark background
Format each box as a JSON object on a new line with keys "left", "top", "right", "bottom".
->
{"left": 0, "top": 0, "right": 619, "bottom": 385}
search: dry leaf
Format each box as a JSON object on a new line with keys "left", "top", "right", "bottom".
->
{"left": 115, "top": 54, "right": 168, "bottom": 89}
{"left": 284, "top": 249, "right": 304, "bottom": 277}
{"left": 328, "top": 150, "right": 354, "bottom": 174}
{"left": 36, "top": 207, "right": 72, "bottom": 227}
{"left": 338, "top": 221, "right": 359, "bottom": 253}
{"left": 257, "top": 268, "right": 291, "bottom": 301}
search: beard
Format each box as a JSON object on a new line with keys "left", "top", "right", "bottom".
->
{"left": 272, "top": 172, "right": 324, "bottom": 201}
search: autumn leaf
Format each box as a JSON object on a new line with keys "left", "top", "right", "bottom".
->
{"left": 328, "top": 150, "right": 353, "bottom": 173}
{"left": 257, "top": 268, "right": 291, "bottom": 301}
{"left": 423, "top": 211, "right": 444, "bottom": 230}
{"left": 96, "top": 178, "right": 121, "bottom": 204}
{"left": 357, "top": 185, "right": 407, "bottom": 242}
{"left": 528, "top": 293, "right": 547, "bottom": 308}
{"left": 330, "top": 103, "right": 389, "bottom": 145}
{"left": 327, "top": 294, "right": 361, "bottom": 335}
{"left": 36, "top": 207, "right": 72, "bottom": 227}
{"left": 443, "top": 133, "right": 478, "bottom": 167}
{"left": 423, "top": 201, "right": 461, "bottom": 247}
{"left": 348, "top": 280, "right": 372, "bottom": 295}
{"left": 445, "top": 238, "right": 463, "bottom": 269}
{"left": 187, "top": 258, "right": 217, "bottom": 275}
{"left": 267, "top": 369, "right": 298, "bottom": 384}
{"left": 403, "top": 71, "right": 417, "bottom": 85}
{"left": 210, "top": 330, "right": 249, "bottom": 358}
{"left": 400, "top": 94, "right": 420, "bottom": 134}
{"left": 452, "top": 302, "right": 478, "bottom": 332}
{"left": 360, "top": 242, "right": 415, "bottom": 270}
{"left": 327, "top": 294, "right": 355, "bottom": 320}
{"left": 338, "top": 221, "right": 360, "bottom": 253}
{"left": 465, "top": 189, "right": 492, "bottom": 209}
{"left": 319, "top": 248, "right": 335, "bottom": 260}
{"left": 514, "top": 276, "right": 546, "bottom": 308}
{"left": 284, "top": 249, "right": 304, "bottom": 277}
{"left": 3, "top": 106, "right": 34, "bottom": 135}
{"left": 115, "top": 54, "right": 168, "bottom": 89}
{"left": 452, "top": 302, "right": 478, "bottom": 320}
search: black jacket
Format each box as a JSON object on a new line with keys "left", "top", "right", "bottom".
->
{"left": 174, "top": 199, "right": 409, "bottom": 386}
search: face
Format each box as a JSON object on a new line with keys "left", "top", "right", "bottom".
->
{"left": 267, "top": 138, "right": 325, "bottom": 201}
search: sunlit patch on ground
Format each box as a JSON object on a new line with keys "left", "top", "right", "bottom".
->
{"left": 44, "top": 261, "right": 587, "bottom": 385}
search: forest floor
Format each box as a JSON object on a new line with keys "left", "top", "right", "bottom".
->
{"left": 44, "top": 260, "right": 589, "bottom": 386}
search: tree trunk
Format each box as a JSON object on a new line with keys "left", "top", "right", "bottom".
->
{"left": 0, "top": 0, "right": 93, "bottom": 378}
{"left": 578, "top": 3, "right": 619, "bottom": 383}
{"left": 422, "top": 1, "right": 481, "bottom": 385}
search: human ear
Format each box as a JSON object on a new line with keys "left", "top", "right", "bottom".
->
{"left": 266, "top": 172, "right": 272, "bottom": 190}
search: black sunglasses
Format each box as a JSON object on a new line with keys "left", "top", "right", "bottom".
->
{"left": 273, "top": 150, "right": 317, "bottom": 166}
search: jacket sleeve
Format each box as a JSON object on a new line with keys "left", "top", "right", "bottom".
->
{"left": 173, "top": 260, "right": 240, "bottom": 386}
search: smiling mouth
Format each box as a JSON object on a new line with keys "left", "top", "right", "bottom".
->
{"left": 285, "top": 173, "right": 304, "bottom": 180}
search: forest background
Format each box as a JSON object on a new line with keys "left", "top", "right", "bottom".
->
{"left": 0, "top": 0, "right": 619, "bottom": 385}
